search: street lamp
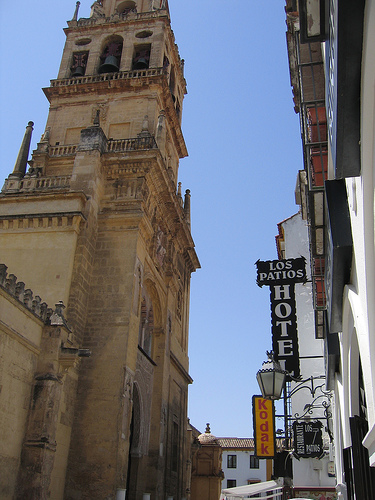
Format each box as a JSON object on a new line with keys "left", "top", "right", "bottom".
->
{"left": 256, "top": 350, "right": 333, "bottom": 496}
{"left": 256, "top": 351, "right": 333, "bottom": 442}
{"left": 256, "top": 351, "right": 287, "bottom": 400}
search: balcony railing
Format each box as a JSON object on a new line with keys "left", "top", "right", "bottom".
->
{"left": 3, "top": 136, "right": 158, "bottom": 194}
{"left": 312, "top": 257, "right": 326, "bottom": 309}
{"left": 45, "top": 136, "right": 157, "bottom": 158}
{"left": 304, "top": 104, "right": 328, "bottom": 189}
{"left": 49, "top": 145, "right": 77, "bottom": 156}
{"left": 48, "top": 135, "right": 158, "bottom": 157}
{"left": 107, "top": 136, "right": 157, "bottom": 152}
{"left": 50, "top": 67, "right": 165, "bottom": 88}
{"left": 74, "top": 9, "right": 167, "bottom": 28}
{"left": 2, "top": 175, "right": 72, "bottom": 194}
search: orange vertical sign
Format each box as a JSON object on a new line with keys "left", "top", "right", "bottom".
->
{"left": 252, "top": 396, "right": 276, "bottom": 458}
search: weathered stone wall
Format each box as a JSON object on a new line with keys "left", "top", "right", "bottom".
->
{"left": 0, "top": 288, "right": 43, "bottom": 499}
{"left": 0, "top": 3, "right": 198, "bottom": 499}
{"left": 0, "top": 268, "right": 83, "bottom": 500}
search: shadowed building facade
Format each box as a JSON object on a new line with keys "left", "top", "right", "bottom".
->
{"left": 0, "top": 1, "right": 199, "bottom": 499}
{"left": 190, "top": 425, "right": 224, "bottom": 500}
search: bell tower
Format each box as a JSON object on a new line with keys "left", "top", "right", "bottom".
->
{"left": 0, "top": 1, "right": 199, "bottom": 499}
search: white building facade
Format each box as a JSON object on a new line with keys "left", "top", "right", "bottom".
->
{"left": 285, "top": 0, "right": 375, "bottom": 498}
{"left": 217, "top": 438, "right": 269, "bottom": 490}
{"left": 277, "top": 213, "right": 336, "bottom": 499}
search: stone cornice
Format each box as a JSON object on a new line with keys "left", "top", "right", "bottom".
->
{"left": 160, "top": 84, "right": 188, "bottom": 159}
{"left": 105, "top": 160, "right": 151, "bottom": 178}
{"left": 0, "top": 191, "right": 87, "bottom": 205}
{"left": 65, "top": 9, "right": 169, "bottom": 34}
{"left": 0, "top": 192, "right": 87, "bottom": 228}
{"left": 170, "top": 350, "right": 193, "bottom": 385}
{"left": 0, "top": 213, "right": 83, "bottom": 233}
{"left": 0, "top": 314, "right": 41, "bottom": 356}
{"left": 45, "top": 68, "right": 165, "bottom": 96}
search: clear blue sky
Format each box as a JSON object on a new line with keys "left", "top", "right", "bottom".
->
{"left": 0, "top": 1, "right": 302, "bottom": 438}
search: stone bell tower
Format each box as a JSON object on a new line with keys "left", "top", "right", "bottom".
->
{"left": 0, "top": 1, "right": 199, "bottom": 499}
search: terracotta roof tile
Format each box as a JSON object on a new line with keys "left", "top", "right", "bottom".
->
{"left": 216, "top": 438, "right": 254, "bottom": 449}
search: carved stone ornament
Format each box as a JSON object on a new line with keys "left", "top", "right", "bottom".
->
{"left": 155, "top": 226, "right": 167, "bottom": 267}
{"left": 92, "top": 104, "right": 108, "bottom": 123}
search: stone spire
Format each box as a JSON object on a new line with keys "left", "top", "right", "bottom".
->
{"left": 10, "top": 121, "right": 34, "bottom": 178}
{"left": 197, "top": 423, "right": 218, "bottom": 445}
{"left": 184, "top": 189, "right": 191, "bottom": 229}
{"left": 72, "top": 1, "right": 80, "bottom": 21}
{"left": 177, "top": 182, "right": 183, "bottom": 206}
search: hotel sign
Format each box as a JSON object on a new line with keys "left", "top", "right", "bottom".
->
{"left": 256, "top": 258, "right": 306, "bottom": 286}
{"left": 256, "top": 258, "right": 306, "bottom": 379}
{"left": 253, "top": 396, "right": 276, "bottom": 459}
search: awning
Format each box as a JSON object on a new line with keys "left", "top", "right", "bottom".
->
{"left": 220, "top": 480, "right": 282, "bottom": 499}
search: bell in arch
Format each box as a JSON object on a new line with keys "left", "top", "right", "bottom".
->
{"left": 72, "top": 66, "right": 85, "bottom": 77}
{"left": 99, "top": 55, "right": 120, "bottom": 74}
{"left": 71, "top": 52, "right": 88, "bottom": 77}
{"left": 133, "top": 57, "right": 148, "bottom": 69}
{"left": 133, "top": 49, "right": 150, "bottom": 70}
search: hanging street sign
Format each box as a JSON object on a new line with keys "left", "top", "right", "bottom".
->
{"left": 256, "top": 258, "right": 306, "bottom": 287}
{"left": 253, "top": 396, "right": 276, "bottom": 459}
{"left": 270, "top": 283, "right": 300, "bottom": 378}
{"left": 256, "top": 258, "right": 307, "bottom": 379}
{"left": 293, "top": 420, "right": 324, "bottom": 459}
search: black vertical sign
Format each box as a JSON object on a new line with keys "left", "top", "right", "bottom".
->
{"left": 256, "top": 258, "right": 306, "bottom": 379}
{"left": 270, "top": 284, "right": 299, "bottom": 378}
{"left": 293, "top": 420, "right": 323, "bottom": 459}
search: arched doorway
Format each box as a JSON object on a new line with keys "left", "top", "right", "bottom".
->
{"left": 343, "top": 329, "right": 375, "bottom": 498}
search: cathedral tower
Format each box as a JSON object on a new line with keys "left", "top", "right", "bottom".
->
{"left": 0, "top": 1, "right": 199, "bottom": 499}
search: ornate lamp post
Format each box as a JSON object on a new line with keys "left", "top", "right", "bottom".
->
{"left": 256, "top": 351, "right": 287, "bottom": 400}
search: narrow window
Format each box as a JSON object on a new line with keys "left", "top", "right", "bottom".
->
{"left": 250, "top": 455, "right": 259, "bottom": 469}
{"left": 227, "top": 455, "right": 237, "bottom": 468}
{"left": 138, "top": 296, "right": 153, "bottom": 357}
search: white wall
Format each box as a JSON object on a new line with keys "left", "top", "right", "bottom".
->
{"left": 221, "top": 450, "right": 267, "bottom": 488}
{"left": 281, "top": 213, "right": 336, "bottom": 489}
{"left": 335, "top": 0, "right": 375, "bottom": 476}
